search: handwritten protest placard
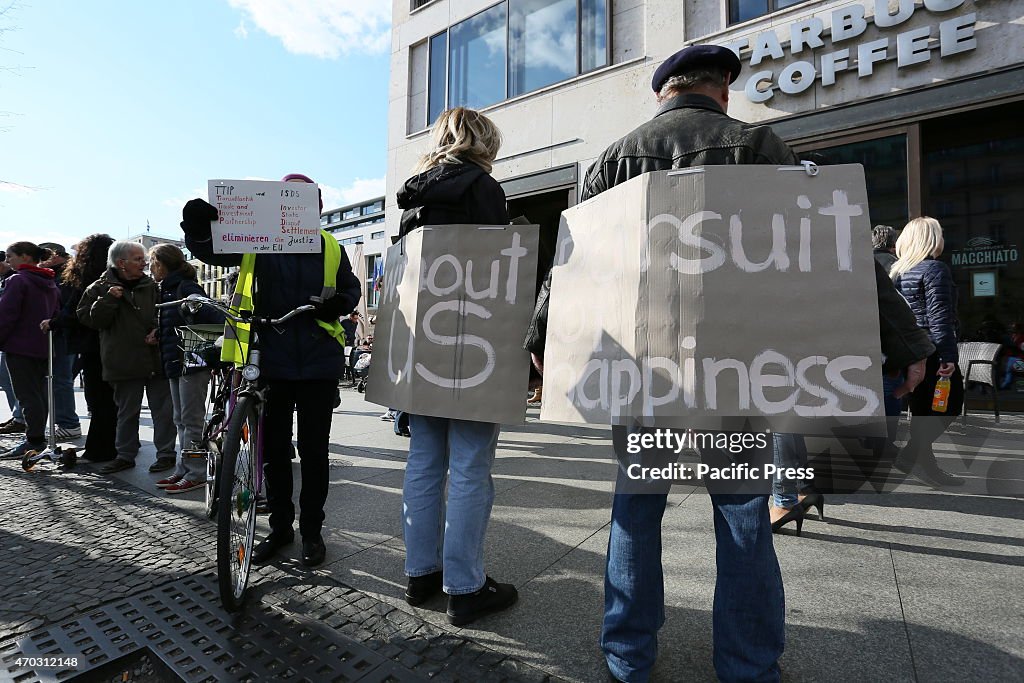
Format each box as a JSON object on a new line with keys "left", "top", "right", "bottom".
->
{"left": 366, "top": 224, "right": 539, "bottom": 424}
{"left": 540, "top": 165, "right": 885, "bottom": 435}
{"left": 208, "top": 179, "right": 321, "bottom": 254}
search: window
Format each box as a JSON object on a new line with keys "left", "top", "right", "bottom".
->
{"left": 371, "top": 230, "right": 386, "bottom": 240}
{"left": 509, "top": 0, "right": 576, "bottom": 97}
{"left": 330, "top": 212, "right": 341, "bottom": 223}
{"left": 730, "top": 0, "right": 807, "bottom": 25}
{"left": 427, "top": 0, "right": 608, "bottom": 125}
{"left": 362, "top": 200, "right": 383, "bottom": 215}
{"left": 340, "top": 236, "right": 363, "bottom": 246}
{"left": 449, "top": 4, "right": 507, "bottom": 111}
{"left": 320, "top": 216, "right": 328, "bottom": 226}
{"left": 343, "top": 208, "right": 360, "bottom": 220}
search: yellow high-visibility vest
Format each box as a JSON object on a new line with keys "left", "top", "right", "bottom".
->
{"left": 221, "top": 230, "right": 347, "bottom": 365}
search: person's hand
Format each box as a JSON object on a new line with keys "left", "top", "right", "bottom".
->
{"left": 937, "top": 362, "right": 956, "bottom": 377}
{"left": 531, "top": 352, "right": 544, "bottom": 376}
{"left": 39, "top": 319, "right": 51, "bottom": 333}
{"left": 108, "top": 285, "right": 124, "bottom": 299}
{"left": 180, "top": 198, "right": 218, "bottom": 235}
{"left": 144, "top": 329, "right": 158, "bottom": 345}
{"left": 893, "top": 358, "right": 927, "bottom": 399}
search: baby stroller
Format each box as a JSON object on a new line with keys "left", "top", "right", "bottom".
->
{"left": 353, "top": 352, "right": 372, "bottom": 393}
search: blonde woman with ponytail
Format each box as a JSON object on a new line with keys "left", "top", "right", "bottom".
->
{"left": 395, "top": 107, "right": 517, "bottom": 626}
{"left": 890, "top": 217, "right": 965, "bottom": 487}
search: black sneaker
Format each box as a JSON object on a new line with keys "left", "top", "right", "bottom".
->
{"left": 446, "top": 576, "right": 518, "bottom": 626}
{"left": 148, "top": 456, "right": 176, "bottom": 473}
{"left": 405, "top": 571, "right": 443, "bottom": 606}
{"left": 99, "top": 459, "right": 135, "bottom": 474}
{"left": 252, "top": 530, "right": 294, "bottom": 564}
{"left": 0, "top": 419, "right": 26, "bottom": 435}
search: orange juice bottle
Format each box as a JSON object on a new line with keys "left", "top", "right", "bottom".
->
{"left": 932, "top": 376, "right": 951, "bottom": 413}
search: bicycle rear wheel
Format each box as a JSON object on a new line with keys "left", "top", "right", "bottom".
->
{"left": 216, "top": 394, "right": 260, "bottom": 612}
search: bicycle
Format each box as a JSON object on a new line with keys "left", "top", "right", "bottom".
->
{"left": 158, "top": 294, "right": 315, "bottom": 611}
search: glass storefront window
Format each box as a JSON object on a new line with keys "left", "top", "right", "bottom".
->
{"left": 922, "top": 103, "right": 1024, "bottom": 352}
{"left": 802, "top": 134, "right": 909, "bottom": 230}
{"left": 449, "top": 4, "right": 507, "bottom": 111}
{"left": 509, "top": 0, "right": 576, "bottom": 97}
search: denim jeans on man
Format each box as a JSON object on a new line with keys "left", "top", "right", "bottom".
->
{"left": 51, "top": 335, "right": 81, "bottom": 430}
{"left": 0, "top": 352, "right": 23, "bottom": 422}
{"left": 603, "top": 426, "right": 784, "bottom": 683}
{"left": 403, "top": 415, "right": 500, "bottom": 594}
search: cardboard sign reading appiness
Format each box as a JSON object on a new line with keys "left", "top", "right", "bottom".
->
{"left": 366, "top": 224, "right": 540, "bottom": 424}
{"left": 209, "top": 179, "right": 321, "bottom": 254}
{"left": 540, "top": 165, "right": 885, "bottom": 435}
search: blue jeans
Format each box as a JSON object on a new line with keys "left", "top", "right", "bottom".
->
{"left": 51, "top": 337, "right": 80, "bottom": 429}
{"left": 771, "top": 434, "right": 813, "bottom": 508}
{"left": 0, "top": 353, "right": 23, "bottom": 422}
{"left": 402, "top": 414, "right": 500, "bottom": 594}
{"left": 603, "top": 431, "right": 784, "bottom": 683}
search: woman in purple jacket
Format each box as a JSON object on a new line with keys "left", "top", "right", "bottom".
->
{"left": 0, "top": 242, "right": 61, "bottom": 458}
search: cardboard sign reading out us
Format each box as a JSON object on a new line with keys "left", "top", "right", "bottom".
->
{"left": 366, "top": 225, "right": 540, "bottom": 424}
{"left": 209, "top": 179, "right": 321, "bottom": 254}
{"left": 540, "top": 165, "right": 885, "bottom": 434}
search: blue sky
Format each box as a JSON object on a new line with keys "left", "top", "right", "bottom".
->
{"left": 0, "top": 0, "right": 391, "bottom": 250}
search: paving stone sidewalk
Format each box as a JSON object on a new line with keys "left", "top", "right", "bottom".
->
{"left": 0, "top": 456, "right": 558, "bottom": 682}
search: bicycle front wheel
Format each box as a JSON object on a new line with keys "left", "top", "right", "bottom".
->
{"left": 216, "top": 394, "right": 260, "bottom": 612}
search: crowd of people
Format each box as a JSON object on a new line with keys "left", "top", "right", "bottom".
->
{"left": 0, "top": 43, "right": 981, "bottom": 683}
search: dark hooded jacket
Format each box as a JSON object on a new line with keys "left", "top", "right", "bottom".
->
{"left": 0, "top": 265, "right": 60, "bottom": 358}
{"left": 397, "top": 161, "right": 509, "bottom": 239}
{"left": 156, "top": 270, "right": 226, "bottom": 378}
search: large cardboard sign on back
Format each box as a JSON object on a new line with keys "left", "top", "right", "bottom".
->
{"left": 539, "top": 165, "right": 885, "bottom": 435}
{"left": 366, "top": 224, "right": 540, "bottom": 424}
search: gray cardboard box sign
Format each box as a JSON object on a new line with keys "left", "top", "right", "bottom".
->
{"left": 539, "top": 165, "right": 886, "bottom": 436}
{"left": 366, "top": 224, "right": 540, "bottom": 424}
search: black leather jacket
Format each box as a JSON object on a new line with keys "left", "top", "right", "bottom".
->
{"left": 526, "top": 94, "right": 797, "bottom": 355}
{"left": 581, "top": 94, "right": 799, "bottom": 199}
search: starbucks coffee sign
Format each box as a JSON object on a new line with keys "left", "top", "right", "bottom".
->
{"left": 725, "top": 0, "right": 978, "bottom": 103}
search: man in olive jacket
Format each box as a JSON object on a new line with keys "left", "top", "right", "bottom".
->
{"left": 78, "top": 241, "right": 176, "bottom": 475}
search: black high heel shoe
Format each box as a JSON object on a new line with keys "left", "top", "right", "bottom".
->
{"left": 770, "top": 506, "right": 804, "bottom": 536}
{"left": 799, "top": 493, "right": 825, "bottom": 521}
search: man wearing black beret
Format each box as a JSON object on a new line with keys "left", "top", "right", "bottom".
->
{"left": 526, "top": 43, "right": 933, "bottom": 683}
{"left": 527, "top": 44, "right": 795, "bottom": 683}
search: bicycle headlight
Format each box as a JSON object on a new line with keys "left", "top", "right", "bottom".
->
{"left": 241, "top": 364, "right": 261, "bottom": 381}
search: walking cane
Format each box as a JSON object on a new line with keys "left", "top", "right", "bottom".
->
{"left": 21, "top": 329, "right": 76, "bottom": 471}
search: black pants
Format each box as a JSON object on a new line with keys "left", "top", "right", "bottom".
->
{"left": 263, "top": 379, "right": 335, "bottom": 539}
{"left": 5, "top": 354, "right": 48, "bottom": 444}
{"left": 905, "top": 354, "right": 964, "bottom": 466}
{"left": 81, "top": 352, "right": 118, "bottom": 460}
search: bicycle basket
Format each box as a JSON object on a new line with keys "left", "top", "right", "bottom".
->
{"left": 176, "top": 324, "right": 225, "bottom": 370}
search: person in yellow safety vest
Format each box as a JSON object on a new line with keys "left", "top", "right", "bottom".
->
{"left": 180, "top": 173, "right": 361, "bottom": 568}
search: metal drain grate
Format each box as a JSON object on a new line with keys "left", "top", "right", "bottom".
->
{"left": 0, "top": 575, "right": 424, "bottom": 683}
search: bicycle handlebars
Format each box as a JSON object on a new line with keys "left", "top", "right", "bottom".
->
{"left": 157, "top": 294, "right": 316, "bottom": 327}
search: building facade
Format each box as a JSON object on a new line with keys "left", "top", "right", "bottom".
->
{"left": 322, "top": 196, "right": 387, "bottom": 309}
{"left": 388, "top": 0, "right": 1023, "bottom": 403}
